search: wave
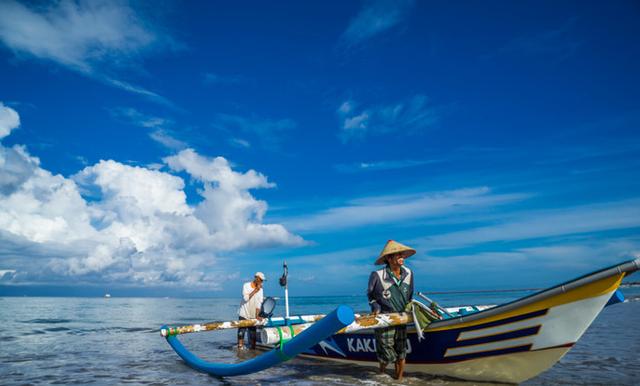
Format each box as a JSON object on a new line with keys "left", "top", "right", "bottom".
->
{"left": 44, "top": 327, "right": 71, "bottom": 332}
{"left": 22, "top": 318, "right": 72, "bottom": 324}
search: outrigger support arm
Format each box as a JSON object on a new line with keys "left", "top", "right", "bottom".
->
{"left": 161, "top": 305, "right": 355, "bottom": 377}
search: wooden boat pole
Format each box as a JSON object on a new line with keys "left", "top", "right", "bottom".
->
{"left": 161, "top": 311, "right": 423, "bottom": 338}
{"left": 160, "top": 314, "right": 326, "bottom": 337}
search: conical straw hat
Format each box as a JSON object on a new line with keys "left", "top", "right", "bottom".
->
{"left": 375, "top": 240, "right": 416, "bottom": 265}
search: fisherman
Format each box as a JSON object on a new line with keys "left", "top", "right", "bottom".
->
{"left": 367, "top": 240, "right": 415, "bottom": 380}
{"left": 237, "top": 272, "right": 266, "bottom": 350}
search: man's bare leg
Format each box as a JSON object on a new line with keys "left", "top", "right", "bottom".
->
{"left": 379, "top": 362, "right": 386, "bottom": 374}
{"left": 394, "top": 359, "right": 405, "bottom": 380}
{"left": 237, "top": 338, "right": 244, "bottom": 349}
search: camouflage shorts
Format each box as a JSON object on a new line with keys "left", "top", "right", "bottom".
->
{"left": 374, "top": 325, "right": 407, "bottom": 364}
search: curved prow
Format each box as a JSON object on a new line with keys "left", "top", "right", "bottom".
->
{"left": 162, "top": 305, "right": 355, "bottom": 377}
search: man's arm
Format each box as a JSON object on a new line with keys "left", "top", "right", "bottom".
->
{"left": 367, "top": 272, "right": 382, "bottom": 314}
{"left": 255, "top": 290, "right": 264, "bottom": 319}
{"left": 243, "top": 283, "right": 259, "bottom": 302}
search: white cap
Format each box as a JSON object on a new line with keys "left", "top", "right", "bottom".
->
{"left": 255, "top": 272, "right": 266, "bottom": 281}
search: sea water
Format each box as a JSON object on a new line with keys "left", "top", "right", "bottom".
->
{"left": 1, "top": 289, "right": 638, "bottom": 385}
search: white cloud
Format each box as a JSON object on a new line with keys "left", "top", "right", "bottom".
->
{"left": 422, "top": 199, "right": 640, "bottom": 250}
{"left": 108, "top": 107, "right": 186, "bottom": 150}
{"left": 335, "top": 158, "right": 441, "bottom": 173}
{"left": 337, "top": 95, "right": 439, "bottom": 142}
{"left": 74, "top": 160, "right": 192, "bottom": 217}
{"left": 103, "top": 78, "right": 174, "bottom": 107}
{"left": 149, "top": 129, "right": 187, "bottom": 150}
{"left": 164, "top": 148, "right": 274, "bottom": 189}
{"left": 412, "top": 238, "right": 640, "bottom": 288}
{"left": 109, "top": 107, "right": 167, "bottom": 128}
{"left": 286, "top": 187, "right": 527, "bottom": 232}
{"left": 0, "top": 106, "right": 304, "bottom": 288}
{"left": 0, "top": 0, "right": 175, "bottom": 103}
{"left": 0, "top": 102, "right": 20, "bottom": 139}
{"left": 229, "top": 138, "right": 251, "bottom": 149}
{"left": 344, "top": 112, "right": 369, "bottom": 131}
{"left": 338, "top": 101, "right": 354, "bottom": 115}
{"left": 164, "top": 149, "right": 304, "bottom": 250}
{"left": 341, "top": 0, "right": 414, "bottom": 47}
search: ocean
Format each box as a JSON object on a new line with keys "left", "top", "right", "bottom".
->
{"left": 1, "top": 288, "right": 639, "bottom": 385}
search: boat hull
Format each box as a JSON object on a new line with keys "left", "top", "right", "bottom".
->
{"left": 280, "top": 271, "right": 627, "bottom": 384}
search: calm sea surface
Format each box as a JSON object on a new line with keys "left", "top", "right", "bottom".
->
{"left": 1, "top": 289, "right": 639, "bottom": 385}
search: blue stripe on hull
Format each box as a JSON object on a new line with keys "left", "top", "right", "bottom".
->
{"left": 301, "top": 308, "right": 547, "bottom": 363}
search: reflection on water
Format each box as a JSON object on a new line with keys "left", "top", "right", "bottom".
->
{"left": 0, "top": 289, "right": 638, "bottom": 385}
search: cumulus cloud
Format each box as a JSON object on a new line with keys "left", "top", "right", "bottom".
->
{"left": 341, "top": 0, "right": 414, "bottom": 47}
{"left": 0, "top": 0, "right": 175, "bottom": 103}
{"left": 0, "top": 102, "right": 20, "bottom": 139}
{"left": 337, "top": 95, "right": 440, "bottom": 142}
{"left": 165, "top": 149, "right": 303, "bottom": 250}
{"left": 0, "top": 106, "right": 304, "bottom": 289}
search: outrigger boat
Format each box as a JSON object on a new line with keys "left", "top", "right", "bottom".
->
{"left": 161, "top": 258, "right": 639, "bottom": 384}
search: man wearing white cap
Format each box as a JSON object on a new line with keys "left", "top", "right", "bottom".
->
{"left": 237, "top": 272, "right": 266, "bottom": 349}
{"left": 367, "top": 240, "right": 415, "bottom": 380}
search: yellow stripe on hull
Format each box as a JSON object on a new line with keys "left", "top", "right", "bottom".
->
{"left": 428, "top": 273, "right": 624, "bottom": 331}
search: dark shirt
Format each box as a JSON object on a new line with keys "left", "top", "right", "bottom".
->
{"left": 367, "top": 266, "right": 414, "bottom": 313}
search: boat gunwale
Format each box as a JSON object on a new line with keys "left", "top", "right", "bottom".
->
{"left": 425, "top": 258, "right": 639, "bottom": 329}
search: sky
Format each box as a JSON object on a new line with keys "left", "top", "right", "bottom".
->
{"left": 0, "top": 0, "right": 639, "bottom": 298}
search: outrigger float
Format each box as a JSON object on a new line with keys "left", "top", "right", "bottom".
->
{"left": 161, "top": 258, "right": 639, "bottom": 383}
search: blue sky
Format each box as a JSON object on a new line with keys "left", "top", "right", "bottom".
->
{"left": 0, "top": 0, "right": 639, "bottom": 297}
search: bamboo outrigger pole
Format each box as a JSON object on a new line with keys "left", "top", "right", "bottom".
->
{"left": 160, "top": 306, "right": 439, "bottom": 338}
{"left": 160, "top": 314, "right": 325, "bottom": 337}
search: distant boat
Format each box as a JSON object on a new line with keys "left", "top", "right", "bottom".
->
{"left": 104, "top": 293, "right": 111, "bottom": 298}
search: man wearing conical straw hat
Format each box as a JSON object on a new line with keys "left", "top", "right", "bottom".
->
{"left": 367, "top": 240, "right": 415, "bottom": 380}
